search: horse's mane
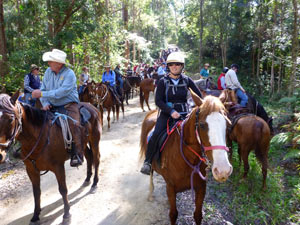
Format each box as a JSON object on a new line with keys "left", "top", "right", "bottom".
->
{"left": 199, "top": 95, "right": 226, "bottom": 118}
{"left": 22, "top": 104, "right": 49, "bottom": 127}
{"left": 0, "top": 94, "right": 15, "bottom": 114}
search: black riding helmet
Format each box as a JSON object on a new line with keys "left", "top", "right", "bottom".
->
{"left": 223, "top": 67, "right": 229, "bottom": 73}
{"left": 231, "top": 64, "right": 239, "bottom": 70}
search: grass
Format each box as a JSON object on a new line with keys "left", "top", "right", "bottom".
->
{"left": 207, "top": 141, "right": 299, "bottom": 225}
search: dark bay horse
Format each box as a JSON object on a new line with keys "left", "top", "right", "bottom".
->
{"left": 96, "top": 82, "right": 124, "bottom": 129}
{"left": 79, "top": 81, "right": 98, "bottom": 106}
{"left": 227, "top": 115, "right": 271, "bottom": 189}
{"left": 139, "top": 78, "right": 155, "bottom": 111}
{"left": 0, "top": 92, "right": 102, "bottom": 223}
{"left": 140, "top": 92, "right": 232, "bottom": 225}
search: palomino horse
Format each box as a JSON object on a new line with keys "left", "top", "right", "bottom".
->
{"left": 140, "top": 92, "right": 232, "bottom": 225}
{"left": 227, "top": 114, "right": 271, "bottom": 189}
{"left": 95, "top": 82, "right": 124, "bottom": 129}
{"left": 139, "top": 78, "right": 155, "bottom": 111}
{"left": 0, "top": 92, "right": 102, "bottom": 223}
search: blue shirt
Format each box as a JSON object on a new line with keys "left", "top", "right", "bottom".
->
{"left": 40, "top": 66, "right": 79, "bottom": 107}
{"left": 200, "top": 68, "right": 209, "bottom": 77}
{"left": 102, "top": 70, "right": 116, "bottom": 87}
{"left": 157, "top": 66, "right": 166, "bottom": 76}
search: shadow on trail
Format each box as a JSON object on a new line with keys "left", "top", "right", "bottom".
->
{"left": 7, "top": 183, "right": 94, "bottom": 225}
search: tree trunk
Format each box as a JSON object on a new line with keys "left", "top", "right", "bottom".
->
{"left": 288, "top": 0, "right": 299, "bottom": 97}
{"left": 0, "top": 0, "right": 8, "bottom": 80}
{"left": 199, "top": 0, "right": 204, "bottom": 70}
{"left": 123, "top": 0, "right": 130, "bottom": 67}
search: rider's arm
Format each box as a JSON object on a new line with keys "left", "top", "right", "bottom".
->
{"left": 228, "top": 70, "right": 243, "bottom": 90}
{"left": 220, "top": 76, "right": 226, "bottom": 89}
{"left": 155, "top": 79, "right": 173, "bottom": 115}
{"left": 24, "top": 74, "right": 35, "bottom": 93}
{"left": 188, "top": 77, "right": 203, "bottom": 98}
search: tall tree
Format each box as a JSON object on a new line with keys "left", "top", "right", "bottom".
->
{"left": 0, "top": 0, "right": 8, "bottom": 80}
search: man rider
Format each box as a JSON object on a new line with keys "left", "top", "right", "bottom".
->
{"left": 24, "top": 64, "right": 41, "bottom": 106}
{"left": 225, "top": 64, "right": 248, "bottom": 107}
{"left": 32, "top": 49, "right": 84, "bottom": 167}
{"left": 102, "top": 65, "right": 121, "bottom": 104}
{"left": 140, "top": 52, "right": 203, "bottom": 175}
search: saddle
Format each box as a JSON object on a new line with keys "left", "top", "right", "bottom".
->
{"left": 227, "top": 104, "right": 252, "bottom": 133}
{"left": 147, "top": 120, "right": 182, "bottom": 165}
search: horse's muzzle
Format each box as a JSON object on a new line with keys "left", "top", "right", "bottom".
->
{"left": 212, "top": 164, "right": 233, "bottom": 182}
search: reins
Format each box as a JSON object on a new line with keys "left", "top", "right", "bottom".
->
{"left": 97, "top": 84, "right": 109, "bottom": 106}
{"left": 178, "top": 107, "right": 229, "bottom": 202}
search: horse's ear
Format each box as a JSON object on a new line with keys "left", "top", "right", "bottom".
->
{"left": 10, "top": 90, "right": 20, "bottom": 105}
{"left": 189, "top": 88, "right": 203, "bottom": 106}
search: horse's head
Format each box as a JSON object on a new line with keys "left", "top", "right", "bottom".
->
{"left": 191, "top": 90, "right": 232, "bottom": 182}
{"left": 0, "top": 92, "right": 22, "bottom": 163}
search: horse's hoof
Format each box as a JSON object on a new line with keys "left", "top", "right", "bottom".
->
{"left": 82, "top": 180, "right": 91, "bottom": 187}
{"left": 147, "top": 196, "right": 154, "bottom": 202}
{"left": 63, "top": 212, "right": 71, "bottom": 219}
{"left": 29, "top": 219, "right": 40, "bottom": 225}
{"left": 90, "top": 185, "right": 98, "bottom": 194}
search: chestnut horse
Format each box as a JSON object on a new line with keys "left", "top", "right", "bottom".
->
{"left": 139, "top": 78, "right": 155, "bottom": 111}
{"left": 140, "top": 92, "right": 232, "bottom": 225}
{"left": 227, "top": 115, "right": 270, "bottom": 189}
{"left": 0, "top": 92, "right": 102, "bottom": 223}
{"left": 79, "top": 81, "right": 98, "bottom": 106}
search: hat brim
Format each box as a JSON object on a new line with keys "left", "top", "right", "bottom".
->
{"left": 42, "top": 52, "right": 66, "bottom": 64}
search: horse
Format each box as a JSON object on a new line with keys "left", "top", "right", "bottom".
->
{"left": 139, "top": 91, "right": 232, "bottom": 225}
{"left": 227, "top": 114, "right": 271, "bottom": 190}
{"left": 0, "top": 92, "right": 102, "bottom": 223}
{"left": 139, "top": 78, "right": 155, "bottom": 112}
{"left": 208, "top": 89, "right": 274, "bottom": 135}
{"left": 78, "top": 81, "right": 98, "bottom": 106}
{"left": 126, "top": 76, "right": 141, "bottom": 98}
{"left": 95, "top": 82, "right": 123, "bottom": 129}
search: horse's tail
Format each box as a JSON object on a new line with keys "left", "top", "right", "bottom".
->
{"left": 253, "top": 119, "right": 270, "bottom": 165}
{"left": 139, "top": 86, "right": 144, "bottom": 108}
{"left": 139, "top": 110, "right": 157, "bottom": 161}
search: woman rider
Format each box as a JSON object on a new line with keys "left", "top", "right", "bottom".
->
{"left": 140, "top": 52, "right": 203, "bottom": 175}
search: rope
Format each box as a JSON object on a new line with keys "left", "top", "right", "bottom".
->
{"left": 52, "top": 112, "right": 77, "bottom": 150}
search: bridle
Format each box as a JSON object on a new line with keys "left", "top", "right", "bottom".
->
{"left": 96, "top": 83, "right": 108, "bottom": 106}
{"left": 178, "top": 107, "right": 229, "bottom": 201}
{"left": 0, "top": 102, "right": 23, "bottom": 150}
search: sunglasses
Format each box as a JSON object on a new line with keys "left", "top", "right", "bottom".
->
{"left": 168, "top": 63, "right": 182, "bottom": 67}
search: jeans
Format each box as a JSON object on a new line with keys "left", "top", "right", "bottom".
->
{"left": 24, "top": 93, "right": 37, "bottom": 107}
{"left": 78, "top": 85, "right": 85, "bottom": 95}
{"left": 236, "top": 88, "right": 248, "bottom": 107}
{"left": 117, "top": 76, "right": 123, "bottom": 89}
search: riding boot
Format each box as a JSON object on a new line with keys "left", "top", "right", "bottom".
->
{"left": 64, "top": 103, "right": 85, "bottom": 167}
{"left": 140, "top": 136, "right": 157, "bottom": 175}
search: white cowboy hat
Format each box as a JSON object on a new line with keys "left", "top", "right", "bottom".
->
{"left": 104, "top": 64, "right": 111, "bottom": 68}
{"left": 42, "top": 49, "right": 67, "bottom": 64}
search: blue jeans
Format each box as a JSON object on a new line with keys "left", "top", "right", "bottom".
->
{"left": 25, "top": 93, "right": 36, "bottom": 107}
{"left": 78, "top": 85, "right": 85, "bottom": 95}
{"left": 236, "top": 88, "right": 248, "bottom": 107}
{"left": 117, "top": 76, "right": 123, "bottom": 89}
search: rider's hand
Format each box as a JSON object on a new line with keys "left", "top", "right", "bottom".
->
{"left": 171, "top": 111, "right": 181, "bottom": 119}
{"left": 242, "top": 88, "right": 246, "bottom": 93}
{"left": 32, "top": 90, "right": 42, "bottom": 98}
{"left": 42, "top": 105, "right": 51, "bottom": 111}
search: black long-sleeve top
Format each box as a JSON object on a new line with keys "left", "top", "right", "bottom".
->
{"left": 155, "top": 74, "right": 202, "bottom": 116}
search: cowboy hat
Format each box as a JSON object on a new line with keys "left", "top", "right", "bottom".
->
{"left": 104, "top": 64, "right": 111, "bottom": 68}
{"left": 42, "top": 49, "right": 67, "bottom": 64}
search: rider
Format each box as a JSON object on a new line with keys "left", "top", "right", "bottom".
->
{"left": 157, "top": 62, "right": 167, "bottom": 80}
{"left": 225, "top": 64, "right": 248, "bottom": 107}
{"left": 217, "top": 67, "right": 228, "bottom": 90}
{"left": 24, "top": 64, "right": 41, "bottom": 106}
{"left": 78, "top": 66, "right": 90, "bottom": 95}
{"left": 32, "top": 49, "right": 84, "bottom": 167}
{"left": 200, "top": 63, "right": 210, "bottom": 79}
{"left": 140, "top": 52, "right": 203, "bottom": 175}
{"left": 102, "top": 64, "right": 121, "bottom": 104}
{"left": 114, "top": 64, "right": 124, "bottom": 97}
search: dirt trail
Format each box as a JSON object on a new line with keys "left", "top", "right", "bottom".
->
{"left": 0, "top": 95, "right": 233, "bottom": 225}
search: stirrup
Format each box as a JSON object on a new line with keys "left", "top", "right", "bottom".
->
{"left": 140, "top": 162, "right": 151, "bottom": 175}
{"left": 70, "top": 154, "right": 83, "bottom": 167}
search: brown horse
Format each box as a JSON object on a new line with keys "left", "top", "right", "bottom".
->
{"left": 227, "top": 113, "right": 271, "bottom": 189}
{"left": 0, "top": 92, "right": 102, "bottom": 223}
{"left": 140, "top": 92, "right": 232, "bottom": 225}
{"left": 79, "top": 81, "right": 98, "bottom": 106}
{"left": 139, "top": 78, "right": 155, "bottom": 111}
{"left": 95, "top": 82, "right": 124, "bottom": 129}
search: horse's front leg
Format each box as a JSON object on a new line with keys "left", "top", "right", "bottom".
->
{"left": 26, "top": 164, "right": 41, "bottom": 223}
{"left": 194, "top": 181, "right": 206, "bottom": 225}
{"left": 107, "top": 108, "right": 111, "bottom": 129}
{"left": 54, "top": 165, "right": 70, "bottom": 219}
{"left": 166, "top": 184, "right": 178, "bottom": 225}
